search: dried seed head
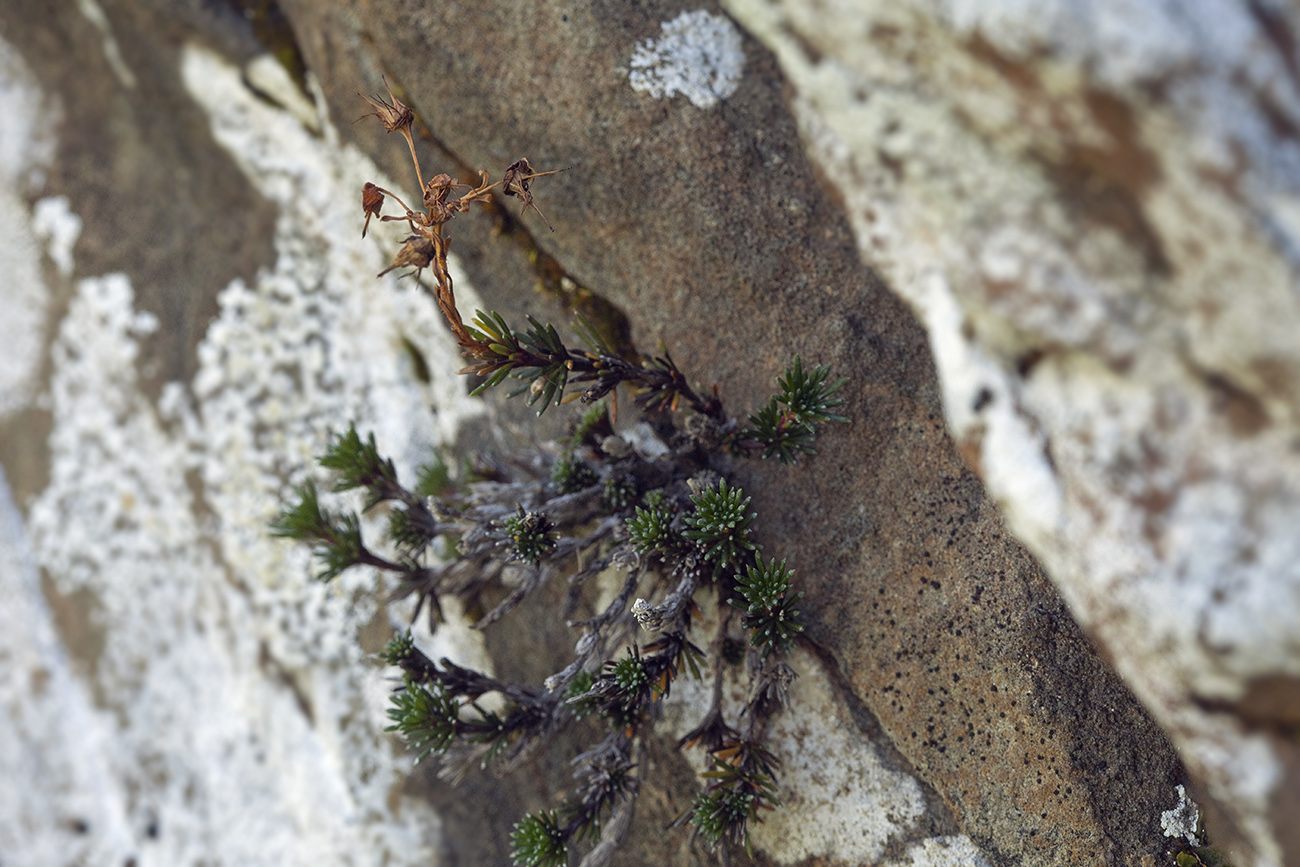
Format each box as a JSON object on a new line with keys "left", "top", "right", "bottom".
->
{"left": 502, "top": 158, "right": 534, "bottom": 200}
{"left": 358, "top": 77, "right": 413, "bottom": 133}
{"left": 379, "top": 234, "right": 436, "bottom": 277}
{"left": 423, "top": 173, "right": 462, "bottom": 223}
{"left": 361, "top": 182, "right": 384, "bottom": 238}
{"left": 502, "top": 157, "right": 554, "bottom": 231}
{"left": 424, "top": 173, "right": 456, "bottom": 204}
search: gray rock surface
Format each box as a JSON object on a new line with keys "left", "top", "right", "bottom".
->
{"left": 1, "top": 1, "right": 1286, "bottom": 866}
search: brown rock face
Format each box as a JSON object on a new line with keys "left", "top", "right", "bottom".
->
{"left": 274, "top": 1, "right": 1186, "bottom": 864}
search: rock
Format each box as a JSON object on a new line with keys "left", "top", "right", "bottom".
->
{"left": 6, "top": 0, "right": 1282, "bottom": 865}
{"left": 718, "top": 1, "right": 1300, "bottom": 864}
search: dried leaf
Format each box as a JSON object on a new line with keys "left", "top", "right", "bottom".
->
{"left": 361, "top": 182, "right": 384, "bottom": 238}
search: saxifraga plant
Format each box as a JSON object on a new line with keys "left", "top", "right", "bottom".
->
{"left": 272, "top": 78, "right": 848, "bottom": 865}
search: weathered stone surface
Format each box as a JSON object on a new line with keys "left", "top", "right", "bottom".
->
{"left": 0, "top": 0, "right": 1259, "bottom": 865}
{"left": 716, "top": 1, "right": 1300, "bottom": 864}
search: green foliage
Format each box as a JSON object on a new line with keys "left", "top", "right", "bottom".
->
{"left": 510, "top": 810, "right": 568, "bottom": 867}
{"left": 570, "top": 402, "right": 611, "bottom": 446}
{"left": 414, "top": 452, "right": 454, "bottom": 498}
{"left": 627, "top": 504, "right": 677, "bottom": 554}
{"left": 683, "top": 479, "right": 757, "bottom": 567}
{"left": 279, "top": 104, "right": 865, "bottom": 864}
{"left": 551, "top": 453, "right": 598, "bottom": 493}
{"left": 690, "top": 788, "right": 756, "bottom": 848}
{"left": 688, "top": 747, "right": 780, "bottom": 853}
{"left": 777, "top": 356, "right": 847, "bottom": 426}
{"left": 734, "top": 557, "right": 794, "bottom": 611}
{"left": 743, "top": 593, "right": 805, "bottom": 657}
{"left": 608, "top": 649, "right": 649, "bottom": 694}
{"left": 466, "top": 311, "right": 573, "bottom": 415}
{"left": 269, "top": 480, "right": 365, "bottom": 582}
{"left": 602, "top": 476, "right": 638, "bottom": 511}
{"left": 387, "top": 504, "right": 430, "bottom": 554}
{"left": 744, "top": 399, "right": 817, "bottom": 464}
{"left": 733, "top": 557, "right": 805, "bottom": 656}
{"left": 564, "top": 670, "right": 600, "bottom": 720}
{"left": 379, "top": 630, "right": 416, "bottom": 667}
{"left": 503, "top": 509, "right": 556, "bottom": 565}
{"left": 320, "top": 424, "right": 401, "bottom": 510}
{"left": 385, "top": 676, "right": 458, "bottom": 762}
{"left": 742, "top": 356, "right": 848, "bottom": 464}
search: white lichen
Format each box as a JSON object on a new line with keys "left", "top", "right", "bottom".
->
{"left": 1160, "top": 784, "right": 1201, "bottom": 846}
{"left": 0, "top": 33, "right": 57, "bottom": 417}
{"left": 33, "top": 195, "right": 82, "bottom": 277}
{"left": 2, "top": 40, "right": 502, "bottom": 867}
{"left": 629, "top": 10, "right": 745, "bottom": 109}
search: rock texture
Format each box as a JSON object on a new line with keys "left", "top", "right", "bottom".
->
{"left": 718, "top": 2, "right": 1300, "bottom": 864}
{"left": 0, "top": 0, "right": 1289, "bottom": 866}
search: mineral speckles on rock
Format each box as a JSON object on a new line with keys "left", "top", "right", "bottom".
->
{"left": 629, "top": 10, "right": 745, "bottom": 109}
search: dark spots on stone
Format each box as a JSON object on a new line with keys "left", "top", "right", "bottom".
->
{"left": 780, "top": 22, "right": 824, "bottom": 65}
{"left": 1195, "top": 673, "right": 1300, "bottom": 730}
{"left": 1131, "top": 486, "right": 1175, "bottom": 549}
{"left": 972, "top": 584, "right": 985, "bottom": 604}
{"left": 1041, "top": 91, "right": 1171, "bottom": 276}
{"left": 1246, "top": 0, "right": 1300, "bottom": 85}
{"left": 1250, "top": 356, "right": 1298, "bottom": 410}
{"left": 71, "top": 818, "right": 90, "bottom": 834}
{"left": 966, "top": 35, "right": 1171, "bottom": 276}
{"left": 1016, "top": 347, "right": 1047, "bottom": 378}
{"left": 972, "top": 386, "right": 995, "bottom": 412}
{"left": 145, "top": 819, "right": 160, "bottom": 839}
{"left": 1252, "top": 83, "right": 1300, "bottom": 142}
{"left": 1203, "top": 370, "right": 1271, "bottom": 436}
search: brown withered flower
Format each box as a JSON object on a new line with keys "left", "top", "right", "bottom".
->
{"left": 378, "top": 235, "right": 436, "bottom": 278}
{"left": 502, "top": 157, "right": 553, "bottom": 231}
{"left": 357, "top": 77, "right": 413, "bottom": 134}
{"left": 422, "top": 173, "right": 462, "bottom": 224}
{"left": 358, "top": 77, "right": 423, "bottom": 190}
{"left": 361, "top": 182, "right": 384, "bottom": 238}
